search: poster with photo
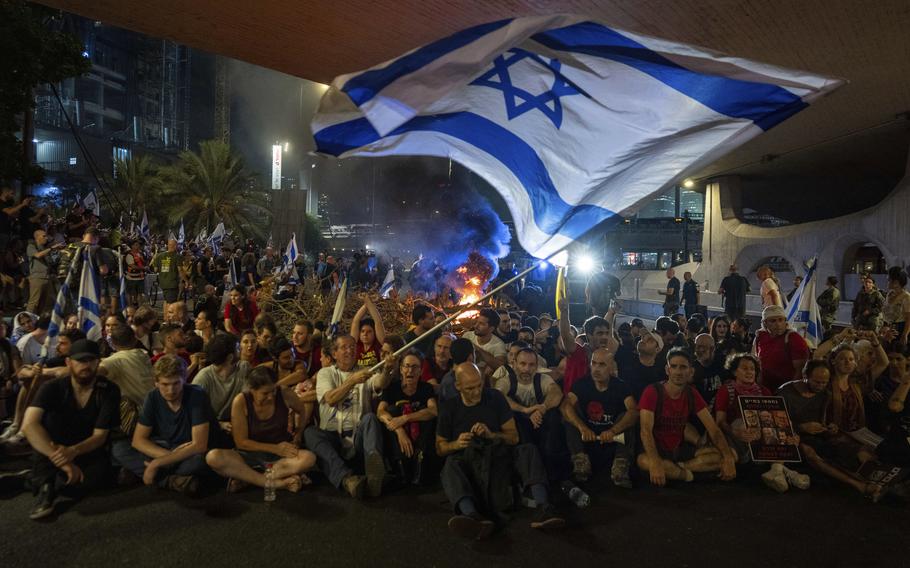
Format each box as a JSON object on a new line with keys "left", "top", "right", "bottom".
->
{"left": 738, "top": 396, "right": 802, "bottom": 463}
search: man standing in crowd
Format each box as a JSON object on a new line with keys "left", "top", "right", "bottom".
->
{"left": 437, "top": 363, "right": 564, "bottom": 539}
{"left": 21, "top": 339, "right": 120, "bottom": 520}
{"left": 26, "top": 229, "right": 63, "bottom": 315}
{"left": 304, "top": 335, "right": 394, "bottom": 499}
{"left": 151, "top": 238, "right": 182, "bottom": 315}
{"left": 754, "top": 306, "right": 810, "bottom": 393}
{"left": 682, "top": 271, "right": 701, "bottom": 319}
{"left": 718, "top": 264, "right": 749, "bottom": 320}
{"left": 658, "top": 268, "right": 681, "bottom": 316}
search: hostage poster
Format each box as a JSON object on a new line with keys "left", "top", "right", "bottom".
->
{"left": 738, "top": 396, "right": 802, "bottom": 463}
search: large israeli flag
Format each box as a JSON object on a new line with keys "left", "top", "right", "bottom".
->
{"left": 379, "top": 267, "right": 395, "bottom": 298}
{"left": 77, "top": 250, "right": 103, "bottom": 342}
{"left": 786, "top": 256, "right": 824, "bottom": 348}
{"left": 313, "top": 15, "right": 842, "bottom": 259}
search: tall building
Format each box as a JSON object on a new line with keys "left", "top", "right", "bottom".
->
{"left": 31, "top": 16, "right": 214, "bottom": 206}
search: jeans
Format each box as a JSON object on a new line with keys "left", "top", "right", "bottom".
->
{"left": 31, "top": 449, "right": 112, "bottom": 497}
{"left": 513, "top": 409, "right": 569, "bottom": 481}
{"left": 303, "top": 413, "right": 383, "bottom": 488}
{"left": 440, "top": 442, "right": 547, "bottom": 513}
{"left": 111, "top": 438, "right": 209, "bottom": 485}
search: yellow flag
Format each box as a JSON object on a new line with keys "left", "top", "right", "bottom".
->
{"left": 555, "top": 266, "right": 567, "bottom": 320}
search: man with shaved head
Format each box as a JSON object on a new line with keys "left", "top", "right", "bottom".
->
{"left": 561, "top": 348, "right": 638, "bottom": 487}
{"left": 437, "top": 363, "right": 563, "bottom": 539}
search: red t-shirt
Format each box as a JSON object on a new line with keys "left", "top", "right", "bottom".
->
{"left": 713, "top": 380, "right": 771, "bottom": 424}
{"left": 563, "top": 344, "right": 590, "bottom": 394}
{"left": 639, "top": 382, "right": 707, "bottom": 452}
{"left": 356, "top": 339, "right": 382, "bottom": 368}
{"left": 754, "top": 330, "right": 809, "bottom": 392}
{"left": 293, "top": 345, "right": 322, "bottom": 377}
{"left": 420, "top": 358, "right": 448, "bottom": 382}
{"left": 224, "top": 300, "right": 259, "bottom": 333}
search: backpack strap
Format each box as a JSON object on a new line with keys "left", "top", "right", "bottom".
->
{"left": 686, "top": 384, "right": 695, "bottom": 417}
{"left": 532, "top": 373, "right": 544, "bottom": 404}
{"left": 506, "top": 365, "right": 518, "bottom": 400}
{"left": 653, "top": 382, "right": 665, "bottom": 420}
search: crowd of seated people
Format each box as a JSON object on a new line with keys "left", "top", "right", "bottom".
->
{"left": 3, "top": 272, "right": 910, "bottom": 538}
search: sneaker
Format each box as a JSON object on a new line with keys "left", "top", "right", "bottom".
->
{"left": 164, "top": 475, "right": 199, "bottom": 496}
{"left": 530, "top": 504, "right": 566, "bottom": 530}
{"left": 761, "top": 468, "right": 789, "bottom": 493}
{"left": 611, "top": 457, "right": 633, "bottom": 488}
{"left": 0, "top": 422, "right": 18, "bottom": 442}
{"left": 342, "top": 474, "right": 366, "bottom": 500}
{"left": 571, "top": 453, "right": 592, "bottom": 483}
{"left": 365, "top": 451, "right": 385, "bottom": 498}
{"left": 2, "top": 433, "right": 31, "bottom": 456}
{"left": 29, "top": 483, "right": 56, "bottom": 521}
{"left": 448, "top": 513, "right": 495, "bottom": 540}
{"left": 782, "top": 466, "right": 810, "bottom": 490}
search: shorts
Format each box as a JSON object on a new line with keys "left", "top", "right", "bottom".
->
{"left": 238, "top": 450, "right": 282, "bottom": 470}
{"left": 162, "top": 287, "right": 179, "bottom": 302}
{"left": 100, "top": 276, "right": 118, "bottom": 297}
{"left": 657, "top": 442, "right": 697, "bottom": 462}
{"left": 126, "top": 279, "right": 145, "bottom": 295}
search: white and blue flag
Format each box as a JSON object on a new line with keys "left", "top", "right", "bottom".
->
{"left": 208, "top": 222, "right": 226, "bottom": 256}
{"left": 82, "top": 189, "right": 100, "bottom": 216}
{"left": 77, "top": 250, "right": 103, "bottom": 342}
{"left": 279, "top": 233, "right": 299, "bottom": 283}
{"left": 786, "top": 256, "right": 824, "bottom": 349}
{"left": 118, "top": 250, "right": 129, "bottom": 317}
{"left": 178, "top": 219, "right": 185, "bottom": 245}
{"left": 139, "top": 209, "right": 150, "bottom": 241}
{"left": 379, "top": 268, "right": 395, "bottom": 298}
{"left": 313, "top": 15, "right": 842, "bottom": 259}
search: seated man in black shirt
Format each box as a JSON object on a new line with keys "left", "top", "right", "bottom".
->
{"left": 561, "top": 348, "right": 638, "bottom": 487}
{"left": 436, "top": 363, "right": 563, "bottom": 540}
{"left": 377, "top": 350, "right": 438, "bottom": 485}
{"left": 111, "top": 355, "right": 214, "bottom": 495}
{"left": 21, "top": 339, "right": 120, "bottom": 520}
{"left": 621, "top": 330, "right": 665, "bottom": 401}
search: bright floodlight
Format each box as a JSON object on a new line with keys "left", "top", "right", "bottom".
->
{"left": 683, "top": 178, "right": 695, "bottom": 188}
{"left": 538, "top": 260, "right": 549, "bottom": 269}
{"left": 577, "top": 255, "right": 595, "bottom": 273}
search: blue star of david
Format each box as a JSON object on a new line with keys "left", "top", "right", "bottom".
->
{"left": 470, "top": 48, "right": 582, "bottom": 129}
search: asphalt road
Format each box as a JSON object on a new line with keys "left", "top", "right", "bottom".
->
{"left": 1, "top": 462, "right": 908, "bottom": 568}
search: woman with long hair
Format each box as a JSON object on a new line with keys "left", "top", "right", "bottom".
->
{"left": 224, "top": 284, "right": 259, "bottom": 335}
{"left": 757, "top": 265, "right": 782, "bottom": 309}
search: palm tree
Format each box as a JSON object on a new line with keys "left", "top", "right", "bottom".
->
{"left": 110, "top": 154, "right": 166, "bottom": 229}
{"left": 160, "top": 140, "right": 271, "bottom": 240}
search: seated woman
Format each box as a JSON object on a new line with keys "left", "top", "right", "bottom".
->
{"left": 223, "top": 284, "right": 259, "bottom": 336}
{"left": 206, "top": 366, "right": 316, "bottom": 493}
{"left": 238, "top": 329, "right": 258, "bottom": 366}
{"left": 714, "top": 353, "right": 809, "bottom": 492}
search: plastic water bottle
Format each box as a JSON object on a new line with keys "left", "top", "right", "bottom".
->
{"left": 561, "top": 480, "right": 590, "bottom": 508}
{"left": 264, "top": 464, "right": 276, "bottom": 502}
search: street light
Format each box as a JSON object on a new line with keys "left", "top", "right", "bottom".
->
{"left": 576, "top": 255, "right": 596, "bottom": 273}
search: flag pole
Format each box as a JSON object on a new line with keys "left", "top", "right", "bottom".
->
{"left": 367, "top": 249, "right": 563, "bottom": 373}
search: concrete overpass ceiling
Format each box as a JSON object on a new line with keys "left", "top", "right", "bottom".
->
{"left": 37, "top": 0, "right": 910, "bottom": 197}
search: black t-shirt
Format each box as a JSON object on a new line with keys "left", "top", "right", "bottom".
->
{"left": 17, "top": 204, "right": 38, "bottom": 238}
{"left": 682, "top": 279, "right": 699, "bottom": 305}
{"left": 437, "top": 388, "right": 511, "bottom": 440}
{"left": 571, "top": 376, "right": 631, "bottom": 433}
{"left": 621, "top": 358, "right": 666, "bottom": 401}
{"left": 693, "top": 359, "right": 725, "bottom": 408}
{"left": 381, "top": 381, "right": 435, "bottom": 418}
{"left": 138, "top": 384, "right": 214, "bottom": 446}
{"left": 720, "top": 274, "right": 748, "bottom": 309}
{"left": 30, "top": 377, "right": 120, "bottom": 447}
{"left": 666, "top": 277, "right": 681, "bottom": 305}
{"left": 495, "top": 330, "right": 518, "bottom": 345}
{"left": 403, "top": 329, "right": 438, "bottom": 358}
{"left": 0, "top": 196, "right": 14, "bottom": 234}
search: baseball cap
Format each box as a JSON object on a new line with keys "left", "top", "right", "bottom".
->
{"left": 69, "top": 339, "right": 101, "bottom": 361}
{"left": 643, "top": 330, "right": 664, "bottom": 352}
{"left": 762, "top": 305, "right": 786, "bottom": 320}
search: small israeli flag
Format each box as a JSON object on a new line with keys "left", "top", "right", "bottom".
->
{"left": 786, "top": 256, "right": 824, "bottom": 349}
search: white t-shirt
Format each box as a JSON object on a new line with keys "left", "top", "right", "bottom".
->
{"left": 16, "top": 333, "right": 43, "bottom": 366}
{"left": 761, "top": 278, "right": 782, "bottom": 308}
{"left": 315, "top": 365, "right": 382, "bottom": 433}
{"left": 462, "top": 331, "right": 507, "bottom": 372}
{"left": 494, "top": 371, "right": 556, "bottom": 407}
